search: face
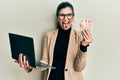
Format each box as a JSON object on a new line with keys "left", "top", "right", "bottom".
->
{"left": 57, "top": 7, "right": 74, "bottom": 30}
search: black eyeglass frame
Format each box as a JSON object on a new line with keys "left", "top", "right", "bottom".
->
{"left": 58, "top": 13, "right": 74, "bottom": 20}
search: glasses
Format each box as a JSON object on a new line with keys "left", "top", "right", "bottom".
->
{"left": 58, "top": 13, "right": 74, "bottom": 20}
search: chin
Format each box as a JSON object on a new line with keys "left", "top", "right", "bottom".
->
{"left": 63, "top": 27, "right": 70, "bottom": 30}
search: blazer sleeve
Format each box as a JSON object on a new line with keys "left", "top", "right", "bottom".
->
{"left": 74, "top": 31, "right": 87, "bottom": 72}
{"left": 40, "top": 33, "right": 49, "bottom": 65}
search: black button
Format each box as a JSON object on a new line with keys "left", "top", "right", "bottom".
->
{"left": 65, "top": 69, "right": 68, "bottom": 71}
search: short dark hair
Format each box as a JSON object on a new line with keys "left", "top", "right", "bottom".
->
{"left": 56, "top": 2, "right": 75, "bottom": 17}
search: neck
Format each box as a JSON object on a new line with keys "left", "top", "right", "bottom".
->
{"left": 58, "top": 27, "right": 71, "bottom": 34}
{"left": 59, "top": 27, "right": 71, "bottom": 31}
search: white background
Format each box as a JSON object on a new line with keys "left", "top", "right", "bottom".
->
{"left": 0, "top": 0, "right": 120, "bottom": 80}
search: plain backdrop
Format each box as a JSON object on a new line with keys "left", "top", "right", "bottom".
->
{"left": 0, "top": 0, "right": 120, "bottom": 80}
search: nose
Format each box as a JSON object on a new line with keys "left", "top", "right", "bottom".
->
{"left": 64, "top": 16, "right": 69, "bottom": 20}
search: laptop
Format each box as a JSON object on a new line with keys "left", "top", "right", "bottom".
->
{"left": 9, "top": 33, "right": 36, "bottom": 68}
{"left": 9, "top": 33, "right": 56, "bottom": 69}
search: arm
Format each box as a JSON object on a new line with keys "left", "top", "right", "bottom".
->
{"left": 74, "top": 44, "right": 87, "bottom": 72}
{"left": 39, "top": 33, "right": 49, "bottom": 64}
{"left": 74, "top": 29, "right": 93, "bottom": 72}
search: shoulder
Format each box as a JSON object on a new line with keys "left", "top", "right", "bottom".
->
{"left": 72, "top": 28, "right": 81, "bottom": 36}
{"left": 44, "top": 29, "right": 58, "bottom": 37}
{"left": 71, "top": 28, "right": 81, "bottom": 42}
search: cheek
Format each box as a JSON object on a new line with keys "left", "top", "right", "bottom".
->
{"left": 70, "top": 18, "right": 73, "bottom": 22}
{"left": 58, "top": 20, "right": 63, "bottom": 25}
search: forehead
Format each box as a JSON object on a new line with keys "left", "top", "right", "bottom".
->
{"left": 59, "top": 7, "right": 72, "bottom": 14}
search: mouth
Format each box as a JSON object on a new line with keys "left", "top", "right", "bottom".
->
{"left": 62, "top": 22, "right": 70, "bottom": 28}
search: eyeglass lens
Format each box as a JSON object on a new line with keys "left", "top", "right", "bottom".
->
{"left": 58, "top": 13, "right": 73, "bottom": 19}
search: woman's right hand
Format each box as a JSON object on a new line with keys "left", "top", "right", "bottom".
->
{"left": 15, "top": 53, "right": 33, "bottom": 71}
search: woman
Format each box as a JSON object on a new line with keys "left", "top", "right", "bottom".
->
{"left": 17, "top": 2, "right": 93, "bottom": 80}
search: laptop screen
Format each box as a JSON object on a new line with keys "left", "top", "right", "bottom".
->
{"left": 9, "top": 33, "right": 36, "bottom": 68}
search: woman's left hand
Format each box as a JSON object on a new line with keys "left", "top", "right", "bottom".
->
{"left": 81, "top": 29, "right": 93, "bottom": 46}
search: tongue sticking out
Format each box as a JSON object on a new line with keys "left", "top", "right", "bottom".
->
{"left": 63, "top": 23, "right": 68, "bottom": 29}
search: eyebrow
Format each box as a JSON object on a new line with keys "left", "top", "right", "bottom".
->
{"left": 58, "top": 13, "right": 73, "bottom": 15}
{"left": 59, "top": 13, "right": 73, "bottom": 14}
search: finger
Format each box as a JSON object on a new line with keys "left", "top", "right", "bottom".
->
{"left": 18, "top": 53, "right": 24, "bottom": 68}
{"left": 26, "top": 60, "right": 29, "bottom": 67}
{"left": 82, "top": 33, "right": 89, "bottom": 44}
{"left": 23, "top": 55, "right": 26, "bottom": 64}
{"left": 18, "top": 53, "right": 22, "bottom": 64}
{"left": 86, "top": 29, "right": 91, "bottom": 36}
{"left": 82, "top": 30, "right": 89, "bottom": 40}
{"left": 83, "top": 30, "right": 93, "bottom": 43}
{"left": 26, "top": 60, "right": 33, "bottom": 69}
{"left": 82, "top": 33, "right": 87, "bottom": 41}
{"left": 85, "top": 29, "right": 92, "bottom": 37}
{"left": 24, "top": 56, "right": 30, "bottom": 68}
{"left": 85, "top": 29, "right": 93, "bottom": 39}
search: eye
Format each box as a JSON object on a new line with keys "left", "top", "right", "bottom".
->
{"left": 58, "top": 13, "right": 74, "bottom": 20}
{"left": 67, "top": 13, "right": 73, "bottom": 16}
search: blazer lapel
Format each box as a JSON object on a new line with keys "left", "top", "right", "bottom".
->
{"left": 47, "top": 29, "right": 58, "bottom": 80}
{"left": 49, "top": 29, "right": 58, "bottom": 65}
{"left": 65, "top": 29, "right": 76, "bottom": 66}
